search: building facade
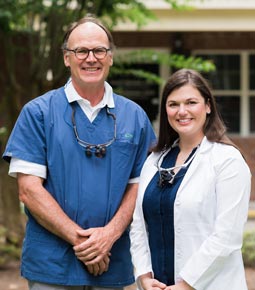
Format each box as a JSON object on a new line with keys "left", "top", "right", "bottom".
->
{"left": 111, "top": 0, "right": 255, "bottom": 198}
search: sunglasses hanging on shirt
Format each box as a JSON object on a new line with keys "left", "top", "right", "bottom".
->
{"left": 157, "top": 144, "right": 199, "bottom": 187}
{"left": 71, "top": 103, "right": 116, "bottom": 158}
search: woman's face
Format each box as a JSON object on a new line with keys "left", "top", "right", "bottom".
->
{"left": 166, "top": 84, "right": 211, "bottom": 142}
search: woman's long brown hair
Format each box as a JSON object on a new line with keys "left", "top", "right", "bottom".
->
{"left": 153, "top": 69, "right": 237, "bottom": 152}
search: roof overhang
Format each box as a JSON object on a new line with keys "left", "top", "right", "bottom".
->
{"left": 113, "top": 0, "right": 255, "bottom": 32}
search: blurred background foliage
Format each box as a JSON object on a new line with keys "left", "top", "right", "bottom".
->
{"left": 242, "top": 231, "right": 255, "bottom": 268}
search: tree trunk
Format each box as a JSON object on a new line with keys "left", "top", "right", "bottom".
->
{"left": 0, "top": 160, "right": 25, "bottom": 246}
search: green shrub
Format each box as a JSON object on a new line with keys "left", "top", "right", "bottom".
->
{"left": 242, "top": 231, "right": 255, "bottom": 268}
{"left": 0, "top": 226, "right": 21, "bottom": 267}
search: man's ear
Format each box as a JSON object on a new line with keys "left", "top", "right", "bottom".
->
{"left": 109, "top": 53, "right": 113, "bottom": 67}
{"left": 63, "top": 52, "right": 70, "bottom": 67}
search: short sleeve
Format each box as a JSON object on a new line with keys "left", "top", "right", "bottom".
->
{"left": 3, "top": 100, "right": 47, "bottom": 165}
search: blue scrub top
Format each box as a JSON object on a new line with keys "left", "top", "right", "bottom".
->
{"left": 3, "top": 87, "right": 156, "bottom": 286}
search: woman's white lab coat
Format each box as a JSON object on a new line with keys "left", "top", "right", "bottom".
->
{"left": 130, "top": 137, "right": 251, "bottom": 290}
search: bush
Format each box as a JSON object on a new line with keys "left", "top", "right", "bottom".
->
{"left": 242, "top": 230, "right": 255, "bottom": 268}
{"left": 0, "top": 226, "right": 21, "bottom": 267}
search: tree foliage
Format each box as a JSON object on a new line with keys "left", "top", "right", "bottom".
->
{"left": 113, "top": 50, "right": 214, "bottom": 85}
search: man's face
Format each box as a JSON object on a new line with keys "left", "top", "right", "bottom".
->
{"left": 63, "top": 22, "right": 113, "bottom": 89}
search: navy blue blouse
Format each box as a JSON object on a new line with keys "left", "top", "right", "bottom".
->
{"left": 142, "top": 146, "right": 196, "bottom": 285}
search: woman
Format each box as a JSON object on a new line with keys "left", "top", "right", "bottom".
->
{"left": 130, "top": 69, "right": 251, "bottom": 290}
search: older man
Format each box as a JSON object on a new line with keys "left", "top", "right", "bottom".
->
{"left": 3, "top": 16, "right": 156, "bottom": 290}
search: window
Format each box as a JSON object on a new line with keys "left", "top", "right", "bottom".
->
{"left": 249, "top": 55, "right": 255, "bottom": 90}
{"left": 216, "top": 96, "right": 240, "bottom": 132}
{"left": 250, "top": 96, "right": 255, "bottom": 132}
{"left": 195, "top": 53, "right": 241, "bottom": 133}
{"left": 199, "top": 54, "right": 240, "bottom": 90}
{"left": 249, "top": 55, "right": 255, "bottom": 133}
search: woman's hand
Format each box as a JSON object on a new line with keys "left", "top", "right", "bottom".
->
{"left": 165, "top": 280, "right": 193, "bottom": 290}
{"left": 139, "top": 273, "right": 166, "bottom": 290}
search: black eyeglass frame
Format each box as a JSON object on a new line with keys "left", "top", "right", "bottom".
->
{"left": 71, "top": 104, "right": 116, "bottom": 158}
{"left": 64, "top": 46, "right": 111, "bottom": 60}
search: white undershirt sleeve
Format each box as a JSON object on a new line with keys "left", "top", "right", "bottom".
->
{"left": 9, "top": 158, "right": 47, "bottom": 179}
{"left": 128, "top": 177, "right": 140, "bottom": 184}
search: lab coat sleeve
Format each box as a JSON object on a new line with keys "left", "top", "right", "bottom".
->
{"left": 130, "top": 156, "right": 154, "bottom": 281}
{"left": 179, "top": 151, "right": 251, "bottom": 290}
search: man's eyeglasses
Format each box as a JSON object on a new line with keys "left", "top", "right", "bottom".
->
{"left": 71, "top": 104, "right": 116, "bottom": 158}
{"left": 64, "top": 47, "right": 111, "bottom": 60}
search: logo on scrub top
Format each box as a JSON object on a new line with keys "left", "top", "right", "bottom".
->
{"left": 124, "top": 133, "right": 133, "bottom": 139}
